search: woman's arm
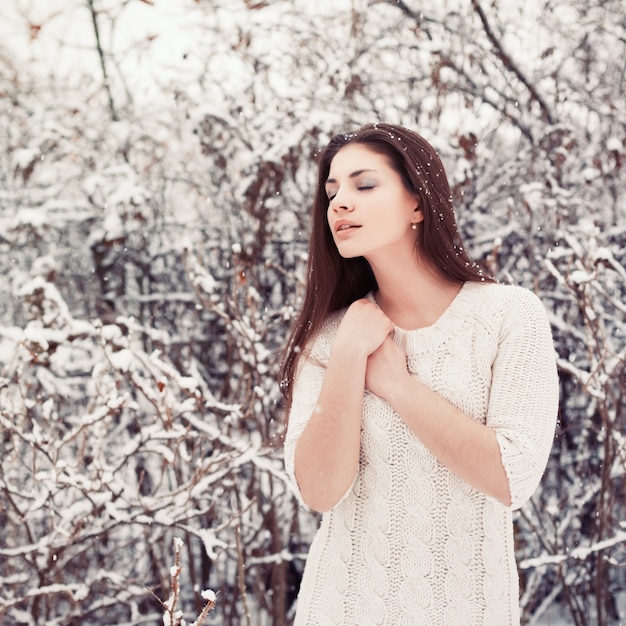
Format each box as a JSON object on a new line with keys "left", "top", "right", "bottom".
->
{"left": 366, "top": 289, "right": 558, "bottom": 509}
{"left": 366, "top": 338, "right": 512, "bottom": 505}
{"left": 293, "top": 338, "right": 367, "bottom": 512}
{"left": 293, "top": 299, "right": 393, "bottom": 513}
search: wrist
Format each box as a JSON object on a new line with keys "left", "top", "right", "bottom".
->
{"left": 385, "top": 372, "right": 419, "bottom": 408}
{"left": 332, "top": 333, "right": 371, "bottom": 361}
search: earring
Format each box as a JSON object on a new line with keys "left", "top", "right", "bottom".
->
{"left": 411, "top": 223, "right": 417, "bottom": 230}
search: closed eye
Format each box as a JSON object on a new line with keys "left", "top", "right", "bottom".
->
{"left": 356, "top": 177, "right": 377, "bottom": 191}
{"left": 325, "top": 182, "right": 376, "bottom": 200}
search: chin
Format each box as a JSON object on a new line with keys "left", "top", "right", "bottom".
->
{"left": 335, "top": 247, "right": 362, "bottom": 260}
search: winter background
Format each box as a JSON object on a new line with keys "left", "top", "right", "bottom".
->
{"left": 0, "top": 0, "right": 624, "bottom": 624}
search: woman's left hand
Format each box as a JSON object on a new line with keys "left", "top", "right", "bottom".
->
{"left": 365, "top": 336, "right": 410, "bottom": 402}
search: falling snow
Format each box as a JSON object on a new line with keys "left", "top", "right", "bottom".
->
{"left": 0, "top": 0, "right": 624, "bottom": 625}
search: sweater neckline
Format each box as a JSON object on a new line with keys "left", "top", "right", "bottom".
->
{"left": 367, "top": 281, "right": 483, "bottom": 353}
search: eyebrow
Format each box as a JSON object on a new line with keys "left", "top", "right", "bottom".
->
{"left": 325, "top": 169, "right": 378, "bottom": 186}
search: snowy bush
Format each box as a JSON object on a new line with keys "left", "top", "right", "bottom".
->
{"left": 0, "top": 0, "right": 624, "bottom": 624}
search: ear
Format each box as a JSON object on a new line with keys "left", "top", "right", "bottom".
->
{"left": 412, "top": 204, "right": 424, "bottom": 225}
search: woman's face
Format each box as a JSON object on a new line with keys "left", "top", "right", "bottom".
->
{"left": 325, "top": 144, "right": 422, "bottom": 262}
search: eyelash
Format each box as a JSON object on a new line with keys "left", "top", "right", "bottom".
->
{"left": 327, "top": 185, "right": 374, "bottom": 200}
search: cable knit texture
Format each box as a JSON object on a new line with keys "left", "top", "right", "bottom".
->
{"left": 284, "top": 282, "right": 559, "bottom": 626}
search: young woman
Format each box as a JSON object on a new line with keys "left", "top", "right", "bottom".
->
{"left": 280, "top": 123, "right": 558, "bottom": 625}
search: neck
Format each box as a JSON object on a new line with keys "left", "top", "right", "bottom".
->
{"left": 369, "top": 254, "right": 463, "bottom": 329}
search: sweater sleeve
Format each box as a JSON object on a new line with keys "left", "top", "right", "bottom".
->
{"left": 487, "top": 287, "right": 559, "bottom": 510}
{"left": 283, "top": 332, "right": 330, "bottom": 505}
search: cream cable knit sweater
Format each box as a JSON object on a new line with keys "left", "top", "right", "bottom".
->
{"left": 284, "top": 282, "right": 559, "bottom": 626}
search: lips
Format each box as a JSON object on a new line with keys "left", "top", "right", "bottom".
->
{"left": 334, "top": 220, "right": 361, "bottom": 234}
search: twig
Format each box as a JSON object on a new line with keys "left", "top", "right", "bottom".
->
{"left": 234, "top": 523, "right": 252, "bottom": 626}
{"left": 150, "top": 537, "right": 217, "bottom": 626}
{"left": 86, "top": 0, "right": 118, "bottom": 121}
{"left": 470, "top": 0, "right": 556, "bottom": 126}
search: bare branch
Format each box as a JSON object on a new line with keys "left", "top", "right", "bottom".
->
{"left": 470, "top": 0, "right": 556, "bottom": 126}
{"left": 86, "top": 0, "right": 118, "bottom": 121}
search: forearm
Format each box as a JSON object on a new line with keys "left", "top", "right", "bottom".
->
{"left": 389, "top": 376, "right": 512, "bottom": 505}
{"left": 294, "top": 344, "right": 367, "bottom": 512}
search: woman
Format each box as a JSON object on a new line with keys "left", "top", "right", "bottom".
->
{"left": 280, "top": 123, "right": 558, "bottom": 625}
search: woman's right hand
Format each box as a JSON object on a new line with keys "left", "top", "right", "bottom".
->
{"left": 335, "top": 298, "right": 394, "bottom": 357}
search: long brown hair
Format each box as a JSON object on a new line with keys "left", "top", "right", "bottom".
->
{"left": 279, "top": 123, "right": 493, "bottom": 407}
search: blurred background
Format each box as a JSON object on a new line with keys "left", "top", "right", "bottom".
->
{"left": 0, "top": 0, "right": 624, "bottom": 624}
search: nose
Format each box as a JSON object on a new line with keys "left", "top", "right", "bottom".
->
{"left": 329, "top": 189, "right": 353, "bottom": 213}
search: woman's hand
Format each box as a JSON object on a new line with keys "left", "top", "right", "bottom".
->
{"left": 335, "top": 298, "right": 394, "bottom": 357}
{"left": 365, "top": 336, "right": 410, "bottom": 402}
{"left": 292, "top": 298, "right": 393, "bottom": 512}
